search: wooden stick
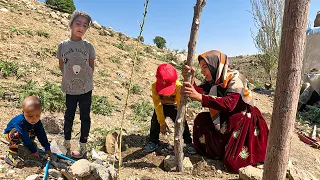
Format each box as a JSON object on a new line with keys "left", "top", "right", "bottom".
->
{"left": 0, "top": 138, "right": 9, "bottom": 145}
{"left": 61, "top": 169, "right": 74, "bottom": 180}
{"left": 174, "top": 0, "right": 206, "bottom": 172}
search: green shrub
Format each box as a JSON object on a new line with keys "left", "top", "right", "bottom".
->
{"left": 0, "top": 60, "right": 19, "bottom": 78}
{"left": 91, "top": 96, "right": 116, "bottom": 116}
{"left": 9, "top": 26, "right": 34, "bottom": 36}
{"left": 19, "top": 81, "right": 65, "bottom": 112}
{"left": 45, "top": 0, "right": 76, "bottom": 14}
{"left": 158, "top": 53, "right": 174, "bottom": 63}
{"left": 153, "top": 36, "right": 166, "bottom": 49}
{"left": 37, "top": 31, "right": 49, "bottom": 38}
{"left": 130, "top": 84, "right": 142, "bottom": 94}
{"left": 109, "top": 56, "right": 121, "bottom": 64}
{"left": 131, "top": 100, "right": 153, "bottom": 123}
{"left": 112, "top": 42, "right": 133, "bottom": 52}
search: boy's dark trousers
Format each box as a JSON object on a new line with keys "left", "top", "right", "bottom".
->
{"left": 64, "top": 90, "right": 92, "bottom": 143}
{"left": 149, "top": 104, "right": 192, "bottom": 144}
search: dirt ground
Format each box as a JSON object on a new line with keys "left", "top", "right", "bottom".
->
{"left": 0, "top": 0, "right": 320, "bottom": 179}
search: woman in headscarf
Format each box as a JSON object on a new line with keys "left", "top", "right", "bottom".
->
{"left": 181, "top": 50, "right": 269, "bottom": 172}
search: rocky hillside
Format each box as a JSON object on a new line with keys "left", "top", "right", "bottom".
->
{"left": 1, "top": 0, "right": 319, "bottom": 180}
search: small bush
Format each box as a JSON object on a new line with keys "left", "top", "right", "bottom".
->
{"left": 109, "top": 56, "right": 121, "bottom": 64}
{"left": 91, "top": 96, "right": 116, "bottom": 116}
{"left": 130, "top": 84, "right": 142, "bottom": 94}
{"left": 45, "top": 0, "right": 76, "bottom": 14}
{"left": 19, "top": 81, "right": 65, "bottom": 112}
{"left": 297, "top": 105, "right": 320, "bottom": 124}
{"left": 16, "top": 71, "right": 24, "bottom": 79}
{"left": 92, "top": 127, "right": 120, "bottom": 137}
{"left": 99, "top": 71, "right": 110, "bottom": 77}
{"left": 0, "top": 60, "right": 19, "bottom": 78}
{"left": 36, "top": 47, "right": 57, "bottom": 58}
{"left": 252, "top": 80, "right": 265, "bottom": 90}
{"left": 37, "top": 31, "right": 49, "bottom": 38}
{"left": 144, "top": 46, "right": 153, "bottom": 54}
{"left": 175, "top": 61, "right": 185, "bottom": 71}
{"left": 9, "top": 26, "right": 34, "bottom": 36}
{"left": 153, "top": 36, "right": 166, "bottom": 49}
{"left": 49, "top": 68, "right": 62, "bottom": 77}
{"left": 112, "top": 42, "right": 133, "bottom": 52}
{"left": 131, "top": 100, "right": 153, "bottom": 123}
{"left": 158, "top": 53, "right": 174, "bottom": 63}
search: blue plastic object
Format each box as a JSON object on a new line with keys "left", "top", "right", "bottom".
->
{"left": 43, "top": 160, "right": 50, "bottom": 180}
{"left": 38, "top": 149, "right": 76, "bottom": 163}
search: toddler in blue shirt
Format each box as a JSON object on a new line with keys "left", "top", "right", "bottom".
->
{"left": 3, "top": 96, "right": 52, "bottom": 167}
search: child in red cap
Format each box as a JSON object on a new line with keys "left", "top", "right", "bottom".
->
{"left": 143, "top": 63, "right": 196, "bottom": 154}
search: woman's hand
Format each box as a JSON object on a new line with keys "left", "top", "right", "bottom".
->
{"left": 181, "top": 82, "right": 202, "bottom": 102}
{"left": 182, "top": 61, "right": 195, "bottom": 84}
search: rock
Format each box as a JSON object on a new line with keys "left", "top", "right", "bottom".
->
{"left": 60, "top": 18, "right": 69, "bottom": 26}
{"left": 0, "top": 8, "right": 9, "bottom": 13}
{"left": 174, "top": 53, "right": 187, "bottom": 62}
{"left": 156, "top": 52, "right": 163, "bottom": 56}
{"left": 127, "top": 176, "right": 140, "bottom": 180}
{"left": 58, "top": 24, "right": 66, "bottom": 29}
{"left": 163, "top": 155, "right": 193, "bottom": 172}
{"left": 92, "top": 163, "right": 118, "bottom": 180}
{"left": 8, "top": 170, "right": 15, "bottom": 174}
{"left": 26, "top": 4, "right": 36, "bottom": 10}
{"left": 270, "top": 92, "right": 275, "bottom": 97}
{"left": 287, "top": 166, "right": 319, "bottom": 180}
{"left": 92, "top": 21, "right": 102, "bottom": 29}
{"left": 92, "top": 149, "right": 104, "bottom": 164}
{"left": 24, "top": 160, "right": 42, "bottom": 167}
{"left": 99, "top": 29, "right": 111, "bottom": 36}
{"left": 70, "top": 159, "right": 97, "bottom": 179}
{"left": 62, "top": 13, "right": 69, "bottom": 19}
{"left": 51, "top": 161, "right": 67, "bottom": 170}
{"left": 57, "top": 177, "right": 64, "bottom": 180}
{"left": 0, "top": 173, "right": 5, "bottom": 179}
{"left": 119, "top": 33, "right": 128, "bottom": 41}
{"left": 53, "top": 20, "right": 60, "bottom": 25}
{"left": 105, "top": 132, "right": 119, "bottom": 154}
{"left": 217, "top": 170, "right": 222, "bottom": 174}
{"left": 97, "top": 151, "right": 109, "bottom": 161}
{"left": 48, "top": 169, "right": 61, "bottom": 178}
{"left": 41, "top": 116, "right": 63, "bottom": 134}
{"left": 50, "top": 12, "right": 59, "bottom": 19}
{"left": 50, "top": 140, "right": 67, "bottom": 155}
{"left": 183, "top": 157, "right": 193, "bottom": 171}
{"left": 163, "top": 155, "right": 175, "bottom": 171}
{"left": 239, "top": 165, "right": 263, "bottom": 180}
{"left": 25, "top": 174, "right": 40, "bottom": 180}
{"left": 116, "top": 72, "right": 125, "bottom": 78}
{"left": 34, "top": 16, "right": 42, "bottom": 21}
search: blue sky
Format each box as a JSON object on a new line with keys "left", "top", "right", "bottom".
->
{"left": 41, "top": 0, "right": 320, "bottom": 56}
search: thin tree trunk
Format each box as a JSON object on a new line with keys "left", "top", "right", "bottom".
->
{"left": 174, "top": 0, "right": 206, "bottom": 172}
{"left": 262, "top": 0, "right": 310, "bottom": 179}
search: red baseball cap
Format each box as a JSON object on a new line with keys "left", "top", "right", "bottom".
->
{"left": 156, "top": 64, "right": 178, "bottom": 95}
